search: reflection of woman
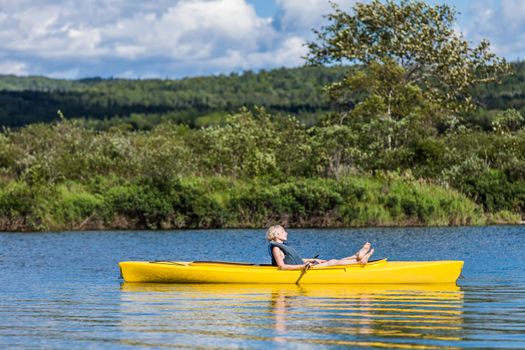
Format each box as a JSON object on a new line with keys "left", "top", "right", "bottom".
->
{"left": 270, "top": 290, "right": 291, "bottom": 334}
{"left": 267, "top": 285, "right": 374, "bottom": 339}
{"left": 267, "top": 225, "right": 374, "bottom": 270}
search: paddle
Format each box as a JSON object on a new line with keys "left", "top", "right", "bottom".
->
{"left": 295, "top": 254, "right": 319, "bottom": 284}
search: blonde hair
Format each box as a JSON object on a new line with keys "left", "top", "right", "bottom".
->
{"left": 266, "top": 225, "right": 284, "bottom": 241}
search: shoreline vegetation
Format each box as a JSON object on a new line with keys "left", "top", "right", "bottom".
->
{"left": 1, "top": 174, "right": 520, "bottom": 232}
{"left": 0, "top": 113, "right": 523, "bottom": 232}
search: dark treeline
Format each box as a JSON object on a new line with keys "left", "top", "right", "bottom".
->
{"left": 0, "top": 66, "right": 345, "bottom": 129}
{"left": 2, "top": 62, "right": 525, "bottom": 130}
{"left": 470, "top": 61, "right": 525, "bottom": 130}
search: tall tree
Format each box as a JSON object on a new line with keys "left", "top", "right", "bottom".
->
{"left": 306, "top": 0, "right": 510, "bottom": 121}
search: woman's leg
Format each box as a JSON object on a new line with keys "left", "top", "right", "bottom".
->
{"left": 360, "top": 249, "right": 375, "bottom": 264}
{"left": 356, "top": 242, "right": 371, "bottom": 260}
{"left": 339, "top": 255, "right": 357, "bottom": 261}
{"left": 338, "top": 242, "right": 371, "bottom": 261}
{"left": 315, "top": 258, "right": 359, "bottom": 267}
{"left": 315, "top": 248, "right": 375, "bottom": 267}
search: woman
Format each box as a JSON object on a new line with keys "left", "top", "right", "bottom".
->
{"left": 267, "top": 225, "right": 374, "bottom": 270}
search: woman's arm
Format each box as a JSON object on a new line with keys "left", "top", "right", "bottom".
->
{"left": 272, "top": 246, "right": 305, "bottom": 270}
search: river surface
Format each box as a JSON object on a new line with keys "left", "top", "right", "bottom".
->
{"left": 1, "top": 226, "right": 524, "bottom": 349}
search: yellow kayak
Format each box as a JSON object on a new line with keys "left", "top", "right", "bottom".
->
{"left": 119, "top": 259, "right": 464, "bottom": 284}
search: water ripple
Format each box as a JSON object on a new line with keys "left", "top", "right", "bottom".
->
{"left": 115, "top": 284, "right": 465, "bottom": 349}
{"left": 2, "top": 228, "right": 525, "bottom": 349}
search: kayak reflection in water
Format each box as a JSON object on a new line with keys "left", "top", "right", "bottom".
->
{"left": 267, "top": 225, "right": 375, "bottom": 270}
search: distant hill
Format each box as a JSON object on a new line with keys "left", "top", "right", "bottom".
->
{"left": 473, "top": 61, "right": 525, "bottom": 111}
{"left": 0, "top": 66, "right": 346, "bottom": 128}
{"left": 1, "top": 62, "right": 524, "bottom": 129}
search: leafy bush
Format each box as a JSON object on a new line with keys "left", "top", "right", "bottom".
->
{"left": 0, "top": 181, "right": 34, "bottom": 217}
{"left": 52, "top": 183, "right": 104, "bottom": 226}
{"left": 0, "top": 106, "right": 524, "bottom": 231}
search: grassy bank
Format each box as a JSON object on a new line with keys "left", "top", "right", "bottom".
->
{"left": 1, "top": 114, "right": 524, "bottom": 230}
{"left": 1, "top": 175, "right": 516, "bottom": 232}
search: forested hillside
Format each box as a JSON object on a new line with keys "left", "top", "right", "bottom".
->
{"left": 1, "top": 62, "right": 525, "bottom": 129}
{"left": 0, "top": 66, "right": 345, "bottom": 128}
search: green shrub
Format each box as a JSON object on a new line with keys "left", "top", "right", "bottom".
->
{"left": 103, "top": 182, "right": 171, "bottom": 229}
{"left": 52, "top": 183, "right": 103, "bottom": 225}
{"left": 0, "top": 181, "right": 34, "bottom": 217}
{"left": 486, "top": 210, "right": 522, "bottom": 224}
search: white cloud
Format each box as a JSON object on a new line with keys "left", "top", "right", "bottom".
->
{"left": 47, "top": 68, "right": 81, "bottom": 80}
{"left": 120, "top": 0, "right": 276, "bottom": 60}
{"left": 0, "top": 61, "right": 28, "bottom": 75}
{"left": 275, "top": 0, "right": 355, "bottom": 34}
{"left": 248, "top": 35, "right": 307, "bottom": 67}
{"left": 3, "top": 0, "right": 519, "bottom": 79}
{"left": 500, "top": 0, "right": 525, "bottom": 24}
{"left": 0, "top": 0, "right": 288, "bottom": 77}
{"left": 276, "top": 0, "right": 333, "bottom": 32}
{"left": 0, "top": 0, "right": 355, "bottom": 78}
{"left": 462, "top": 0, "right": 525, "bottom": 60}
{"left": 204, "top": 34, "right": 307, "bottom": 72}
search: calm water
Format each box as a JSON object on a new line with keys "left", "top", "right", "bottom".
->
{"left": 1, "top": 226, "right": 525, "bottom": 349}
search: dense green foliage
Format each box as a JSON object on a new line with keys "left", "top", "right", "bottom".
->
{"left": 0, "top": 165, "right": 485, "bottom": 232}
{"left": 472, "top": 62, "right": 525, "bottom": 125}
{"left": 0, "top": 109, "right": 522, "bottom": 231}
{"left": 0, "top": 67, "right": 345, "bottom": 128}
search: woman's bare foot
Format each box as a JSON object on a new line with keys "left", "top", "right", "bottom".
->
{"left": 356, "top": 242, "right": 371, "bottom": 261}
{"left": 360, "top": 248, "right": 374, "bottom": 264}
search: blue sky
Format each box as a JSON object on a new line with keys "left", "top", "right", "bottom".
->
{"left": 0, "top": 0, "right": 521, "bottom": 79}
